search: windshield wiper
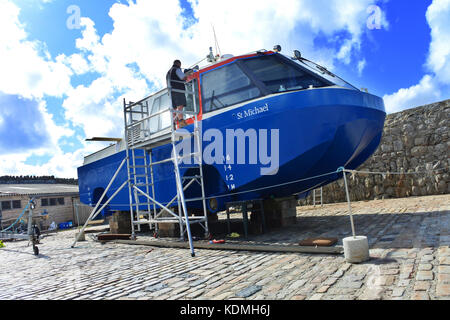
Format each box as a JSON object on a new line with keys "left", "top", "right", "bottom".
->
{"left": 298, "top": 58, "right": 358, "bottom": 90}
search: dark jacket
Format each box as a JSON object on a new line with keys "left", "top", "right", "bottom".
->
{"left": 167, "top": 65, "right": 186, "bottom": 107}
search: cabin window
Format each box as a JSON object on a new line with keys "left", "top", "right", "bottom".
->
{"left": 147, "top": 93, "right": 171, "bottom": 133}
{"left": 241, "top": 55, "right": 328, "bottom": 93}
{"left": 160, "top": 110, "right": 171, "bottom": 129}
{"left": 158, "top": 93, "right": 171, "bottom": 130}
{"left": 151, "top": 97, "right": 161, "bottom": 114}
{"left": 201, "top": 63, "right": 261, "bottom": 113}
{"left": 185, "top": 79, "right": 200, "bottom": 114}
{"left": 149, "top": 113, "right": 159, "bottom": 133}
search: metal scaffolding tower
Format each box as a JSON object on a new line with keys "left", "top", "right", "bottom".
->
{"left": 72, "top": 80, "right": 209, "bottom": 257}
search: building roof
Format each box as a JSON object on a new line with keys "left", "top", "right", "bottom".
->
{"left": 0, "top": 184, "right": 79, "bottom": 198}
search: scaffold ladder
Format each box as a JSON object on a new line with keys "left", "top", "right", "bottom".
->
{"left": 313, "top": 187, "right": 323, "bottom": 207}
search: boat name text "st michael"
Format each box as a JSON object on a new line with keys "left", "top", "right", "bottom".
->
{"left": 236, "top": 103, "right": 269, "bottom": 120}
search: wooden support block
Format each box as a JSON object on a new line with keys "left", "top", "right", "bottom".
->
{"left": 108, "top": 239, "right": 344, "bottom": 254}
{"left": 97, "top": 234, "right": 131, "bottom": 241}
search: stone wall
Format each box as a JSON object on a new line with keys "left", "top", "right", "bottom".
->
{"left": 300, "top": 99, "right": 449, "bottom": 205}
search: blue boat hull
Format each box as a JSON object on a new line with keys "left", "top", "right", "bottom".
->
{"left": 77, "top": 88, "right": 386, "bottom": 213}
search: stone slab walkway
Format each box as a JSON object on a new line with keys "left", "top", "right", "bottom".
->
{"left": 0, "top": 194, "right": 449, "bottom": 300}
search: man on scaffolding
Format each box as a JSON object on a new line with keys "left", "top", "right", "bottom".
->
{"left": 167, "top": 59, "right": 188, "bottom": 128}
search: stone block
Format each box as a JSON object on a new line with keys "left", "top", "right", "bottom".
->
{"left": 437, "top": 273, "right": 450, "bottom": 284}
{"left": 439, "top": 256, "right": 450, "bottom": 265}
{"left": 262, "top": 197, "right": 297, "bottom": 228}
{"left": 416, "top": 271, "right": 434, "bottom": 281}
{"left": 236, "top": 285, "right": 262, "bottom": 298}
{"left": 392, "top": 288, "right": 405, "bottom": 297}
{"left": 436, "top": 284, "right": 450, "bottom": 297}
{"left": 109, "top": 211, "right": 131, "bottom": 234}
{"left": 157, "top": 223, "right": 179, "bottom": 238}
{"left": 418, "top": 263, "right": 433, "bottom": 271}
{"left": 411, "top": 292, "right": 430, "bottom": 300}
{"left": 413, "top": 281, "right": 430, "bottom": 291}
{"left": 438, "top": 266, "right": 450, "bottom": 274}
{"left": 291, "top": 295, "right": 306, "bottom": 300}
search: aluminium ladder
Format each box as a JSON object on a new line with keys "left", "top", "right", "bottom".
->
{"left": 313, "top": 187, "right": 323, "bottom": 207}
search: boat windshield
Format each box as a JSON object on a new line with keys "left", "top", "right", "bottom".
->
{"left": 241, "top": 55, "right": 330, "bottom": 94}
{"left": 200, "top": 53, "right": 359, "bottom": 114}
{"left": 294, "top": 57, "right": 358, "bottom": 90}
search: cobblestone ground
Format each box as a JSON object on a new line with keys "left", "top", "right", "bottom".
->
{"left": 0, "top": 194, "right": 449, "bottom": 300}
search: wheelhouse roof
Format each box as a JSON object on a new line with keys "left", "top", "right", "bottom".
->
{"left": 192, "top": 50, "right": 275, "bottom": 77}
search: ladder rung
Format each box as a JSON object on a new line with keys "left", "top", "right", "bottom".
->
{"left": 130, "top": 202, "right": 154, "bottom": 207}
{"left": 177, "top": 152, "right": 201, "bottom": 160}
{"left": 135, "top": 210, "right": 152, "bottom": 214}
{"left": 182, "top": 175, "right": 202, "bottom": 180}
{"left": 184, "top": 197, "right": 206, "bottom": 203}
{"left": 133, "top": 183, "right": 154, "bottom": 187}
{"left": 133, "top": 219, "right": 153, "bottom": 225}
{"left": 179, "top": 167, "right": 201, "bottom": 171}
{"left": 151, "top": 157, "right": 175, "bottom": 166}
{"left": 174, "top": 130, "right": 198, "bottom": 138}
{"left": 129, "top": 165, "right": 147, "bottom": 168}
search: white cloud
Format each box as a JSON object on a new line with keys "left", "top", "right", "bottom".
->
{"left": 426, "top": 0, "right": 450, "bottom": 83}
{"left": 0, "top": 1, "right": 78, "bottom": 177}
{"left": 383, "top": 75, "right": 441, "bottom": 113}
{"left": 0, "top": 1, "right": 73, "bottom": 99}
{"left": 384, "top": 0, "right": 450, "bottom": 113}
{"left": 357, "top": 59, "right": 367, "bottom": 76}
{"left": 0, "top": 95, "right": 80, "bottom": 177}
{"left": 0, "top": 147, "right": 86, "bottom": 178}
{"left": 63, "top": 53, "right": 90, "bottom": 75}
{"left": 187, "top": 0, "right": 386, "bottom": 67}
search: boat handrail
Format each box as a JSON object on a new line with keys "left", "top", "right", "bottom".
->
{"left": 124, "top": 88, "right": 168, "bottom": 111}
{"left": 126, "top": 107, "right": 170, "bottom": 129}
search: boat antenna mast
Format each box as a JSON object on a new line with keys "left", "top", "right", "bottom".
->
{"left": 212, "top": 24, "right": 221, "bottom": 58}
{"left": 206, "top": 24, "right": 221, "bottom": 63}
{"left": 187, "top": 25, "right": 222, "bottom": 69}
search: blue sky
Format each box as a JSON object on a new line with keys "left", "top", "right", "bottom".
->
{"left": 0, "top": 0, "right": 449, "bottom": 177}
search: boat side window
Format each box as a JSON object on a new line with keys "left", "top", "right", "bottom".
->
{"left": 159, "top": 93, "right": 171, "bottom": 130}
{"left": 149, "top": 97, "right": 160, "bottom": 133}
{"left": 184, "top": 78, "right": 200, "bottom": 114}
{"left": 242, "top": 55, "right": 328, "bottom": 93}
{"left": 201, "top": 63, "right": 261, "bottom": 113}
